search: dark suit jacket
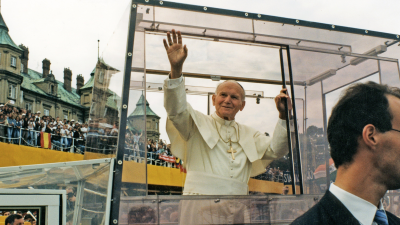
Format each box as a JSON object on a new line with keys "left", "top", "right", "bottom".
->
{"left": 291, "top": 191, "right": 400, "bottom": 225}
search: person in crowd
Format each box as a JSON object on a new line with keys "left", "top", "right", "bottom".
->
{"left": 7, "top": 114, "right": 14, "bottom": 143}
{"left": 66, "top": 186, "right": 74, "bottom": 194}
{"left": 13, "top": 116, "right": 21, "bottom": 144}
{"left": 291, "top": 82, "right": 400, "bottom": 225}
{"left": 127, "top": 206, "right": 156, "bottom": 224}
{"left": 60, "top": 124, "right": 68, "bottom": 151}
{"left": 27, "top": 117, "right": 35, "bottom": 145}
{"left": 5, "top": 214, "right": 24, "bottom": 225}
{"left": 24, "top": 214, "right": 35, "bottom": 224}
{"left": 67, "top": 192, "right": 76, "bottom": 211}
{"left": 34, "top": 118, "right": 41, "bottom": 146}
{"left": 52, "top": 129, "right": 62, "bottom": 150}
{"left": 67, "top": 126, "right": 73, "bottom": 148}
{"left": 80, "top": 123, "right": 88, "bottom": 139}
{"left": 0, "top": 114, "right": 6, "bottom": 142}
{"left": 76, "top": 133, "right": 86, "bottom": 154}
{"left": 21, "top": 117, "right": 29, "bottom": 145}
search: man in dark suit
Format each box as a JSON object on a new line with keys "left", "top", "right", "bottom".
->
{"left": 292, "top": 82, "right": 400, "bottom": 225}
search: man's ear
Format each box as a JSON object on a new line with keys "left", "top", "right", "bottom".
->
{"left": 362, "top": 124, "right": 379, "bottom": 149}
{"left": 240, "top": 101, "right": 246, "bottom": 111}
{"left": 212, "top": 95, "right": 216, "bottom": 106}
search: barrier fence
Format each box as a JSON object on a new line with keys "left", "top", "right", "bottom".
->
{"left": 0, "top": 124, "right": 118, "bottom": 154}
{"left": 0, "top": 124, "right": 285, "bottom": 181}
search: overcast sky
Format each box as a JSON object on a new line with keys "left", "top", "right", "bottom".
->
{"left": 3, "top": 0, "right": 400, "bottom": 141}
{"left": 4, "top": 0, "right": 399, "bottom": 89}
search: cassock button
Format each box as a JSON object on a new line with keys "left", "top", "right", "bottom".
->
{"left": 230, "top": 175, "right": 233, "bottom": 178}
{"left": 231, "top": 168, "right": 233, "bottom": 170}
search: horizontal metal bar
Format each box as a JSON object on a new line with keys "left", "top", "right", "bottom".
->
{"left": 84, "top": 188, "right": 108, "bottom": 197}
{"left": 0, "top": 158, "right": 112, "bottom": 172}
{"left": 142, "top": 21, "right": 352, "bottom": 52}
{"left": 132, "top": 67, "right": 305, "bottom": 85}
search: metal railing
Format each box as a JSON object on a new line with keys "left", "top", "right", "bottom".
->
{"left": 0, "top": 124, "right": 118, "bottom": 154}
{"left": 123, "top": 149, "right": 178, "bottom": 169}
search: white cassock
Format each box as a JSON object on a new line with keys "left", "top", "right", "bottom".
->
{"left": 164, "top": 77, "right": 289, "bottom": 224}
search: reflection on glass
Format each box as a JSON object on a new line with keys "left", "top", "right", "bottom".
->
{"left": 119, "top": 2, "right": 400, "bottom": 224}
{"left": 85, "top": 59, "right": 120, "bottom": 156}
{"left": 0, "top": 159, "right": 112, "bottom": 225}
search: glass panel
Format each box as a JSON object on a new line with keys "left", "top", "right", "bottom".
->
{"left": 123, "top": 24, "right": 147, "bottom": 196}
{"left": 145, "top": 33, "right": 283, "bottom": 81}
{"left": 0, "top": 159, "right": 113, "bottom": 225}
{"left": 83, "top": 3, "right": 130, "bottom": 158}
{"left": 154, "top": 7, "right": 253, "bottom": 33}
{"left": 380, "top": 60, "right": 400, "bottom": 87}
{"left": 142, "top": 21, "right": 293, "bottom": 196}
{"left": 253, "top": 20, "right": 395, "bottom": 54}
{"left": 119, "top": 194, "right": 321, "bottom": 224}
{"left": 384, "top": 192, "right": 400, "bottom": 217}
{"left": 268, "top": 194, "right": 320, "bottom": 223}
{"left": 117, "top": 2, "right": 400, "bottom": 223}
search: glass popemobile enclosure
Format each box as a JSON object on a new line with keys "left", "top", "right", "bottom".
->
{"left": 1, "top": 0, "right": 400, "bottom": 224}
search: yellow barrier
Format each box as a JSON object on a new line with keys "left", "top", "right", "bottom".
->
{"left": 0, "top": 143, "right": 298, "bottom": 194}
{"left": 0, "top": 142, "right": 83, "bottom": 168}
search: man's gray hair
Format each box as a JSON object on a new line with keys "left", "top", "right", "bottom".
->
{"left": 215, "top": 80, "right": 246, "bottom": 100}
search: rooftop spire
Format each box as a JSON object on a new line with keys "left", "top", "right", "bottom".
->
{"left": 0, "top": 12, "right": 22, "bottom": 51}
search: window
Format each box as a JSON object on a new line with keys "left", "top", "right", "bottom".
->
{"left": 20, "top": 63, "right": 24, "bottom": 73}
{"left": 11, "top": 56, "right": 16, "bottom": 67}
{"left": 77, "top": 115, "right": 82, "bottom": 123}
{"left": 64, "top": 115, "right": 68, "bottom": 120}
{"left": 84, "top": 95, "right": 89, "bottom": 103}
{"left": 90, "top": 102, "right": 96, "bottom": 115}
{"left": 103, "top": 108, "right": 108, "bottom": 117}
{"left": 25, "top": 102, "right": 32, "bottom": 111}
{"left": 44, "top": 109, "right": 50, "bottom": 116}
{"left": 8, "top": 84, "right": 16, "bottom": 99}
{"left": 50, "top": 84, "right": 55, "bottom": 94}
{"left": 156, "top": 122, "right": 158, "bottom": 130}
{"left": 98, "top": 70, "right": 104, "bottom": 84}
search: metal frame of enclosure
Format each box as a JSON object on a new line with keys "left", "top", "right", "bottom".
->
{"left": 0, "top": 1, "right": 399, "bottom": 224}
{"left": 108, "top": 0, "right": 400, "bottom": 224}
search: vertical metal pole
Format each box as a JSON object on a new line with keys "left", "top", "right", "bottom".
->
{"left": 144, "top": 30, "right": 148, "bottom": 196}
{"left": 73, "top": 180, "right": 85, "bottom": 225}
{"left": 70, "top": 138, "right": 73, "bottom": 153}
{"left": 279, "top": 47, "right": 296, "bottom": 195}
{"left": 109, "top": 2, "right": 138, "bottom": 225}
{"left": 321, "top": 83, "right": 331, "bottom": 191}
{"left": 286, "top": 46, "right": 304, "bottom": 194}
{"left": 377, "top": 60, "right": 382, "bottom": 84}
{"left": 19, "top": 128, "right": 21, "bottom": 145}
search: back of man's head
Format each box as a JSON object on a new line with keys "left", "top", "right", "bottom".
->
{"left": 5, "top": 214, "right": 23, "bottom": 225}
{"left": 328, "top": 81, "right": 400, "bottom": 168}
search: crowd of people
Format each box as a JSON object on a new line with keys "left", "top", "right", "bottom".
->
{"left": 0, "top": 102, "right": 118, "bottom": 154}
{"left": 0, "top": 210, "right": 37, "bottom": 225}
{"left": 124, "top": 133, "right": 182, "bottom": 168}
{"left": 253, "top": 166, "right": 285, "bottom": 183}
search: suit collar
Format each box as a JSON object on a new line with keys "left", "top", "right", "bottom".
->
{"left": 319, "top": 191, "right": 361, "bottom": 225}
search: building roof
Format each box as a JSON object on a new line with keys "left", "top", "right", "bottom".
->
{"left": 128, "top": 94, "right": 160, "bottom": 118}
{"left": 80, "top": 58, "right": 120, "bottom": 92}
{"left": 21, "top": 68, "right": 121, "bottom": 110}
{"left": 80, "top": 74, "right": 94, "bottom": 91}
{"left": 21, "top": 69, "right": 83, "bottom": 108}
{"left": 0, "top": 13, "right": 22, "bottom": 51}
